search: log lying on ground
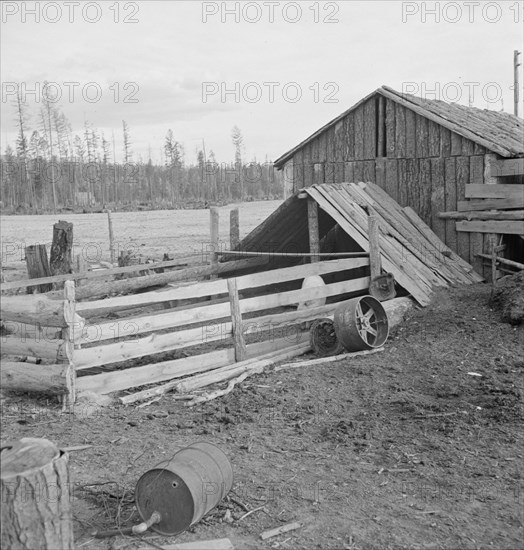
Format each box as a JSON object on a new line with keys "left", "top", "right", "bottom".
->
{"left": 0, "top": 438, "right": 74, "bottom": 550}
{"left": 0, "top": 294, "right": 66, "bottom": 326}
{"left": 46, "top": 257, "right": 268, "bottom": 301}
{"left": 0, "top": 362, "right": 71, "bottom": 395}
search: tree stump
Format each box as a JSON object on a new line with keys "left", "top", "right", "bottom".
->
{"left": 25, "top": 244, "right": 53, "bottom": 293}
{"left": 0, "top": 438, "right": 74, "bottom": 549}
{"left": 50, "top": 221, "right": 74, "bottom": 281}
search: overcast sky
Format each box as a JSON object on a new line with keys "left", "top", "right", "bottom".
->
{"left": 1, "top": 1, "right": 522, "bottom": 165}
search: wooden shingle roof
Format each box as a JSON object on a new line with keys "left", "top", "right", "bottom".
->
{"left": 274, "top": 86, "right": 524, "bottom": 168}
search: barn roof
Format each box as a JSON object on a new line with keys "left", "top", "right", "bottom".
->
{"left": 274, "top": 85, "right": 524, "bottom": 168}
{"left": 231, "top": 182, "right": 482, "bottom": 306}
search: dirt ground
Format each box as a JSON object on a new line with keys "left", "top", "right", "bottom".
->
{"left": 1, "top": 282, "right": 522, "bottom": 550}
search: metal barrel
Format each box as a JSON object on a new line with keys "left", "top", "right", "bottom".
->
{"left": 333, "top": 295, "right": 389, "bottom": 352}
{"left": 135, "top": 441, "right": 233, "bottom": 536}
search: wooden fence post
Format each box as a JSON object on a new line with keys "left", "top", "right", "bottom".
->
{"left": 50, "top": 221, "right": 73, "bottom": 285}
{"left": 25, "top": 245, "right": 53, "bottom": 293}
{"left": 227, "top": 277, "right": 247, "bottom": 362}
{"left": 368, "top": 208, "right": 382, "bottom": 280}
{"left": 230, "top": 208, "right": 240, "bottom": 251}
{"left": 62, "top": 280, "right": 77, "bottom": 408}
{"left": 107, "top": 210, "right": 116, "bottom": 264}
{"left": 210, "top": 207, "right": 220, "bottom": 276}
{"left": 307, "top": 199, "right": 320, "bottom": 263}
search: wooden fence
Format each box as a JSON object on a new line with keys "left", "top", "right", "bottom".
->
{"left": 1, "top": 257, "right": 371, "bottom": 404}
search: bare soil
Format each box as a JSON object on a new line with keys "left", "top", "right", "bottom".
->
{"left": 1, "top": 283, "right": 523, "bottom": 550}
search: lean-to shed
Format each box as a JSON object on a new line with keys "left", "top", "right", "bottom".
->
{"left": 274, "top": 86, "right": 524, "bottom": 275}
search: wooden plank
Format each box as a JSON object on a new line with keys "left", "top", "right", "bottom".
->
{"left": 397, "top": 159, "right": 408, "bottom": 206}
{"left": 307, "top": 199, "right": 320, "bottom": 262}
{"left": 470, "top": 154, "right": 489, "bottom": 276}
{"left": 0, "top": 256, "right": 202, "bottom": 291}
{"left": 75, "top": 300, "right": 231, "bottom": 345}
{"left": 490, "top": 158, "right": 524, "bottom": 177}
{"left": 375, "top": 158, "right": 386, "bottom": 190}
{"left": 456, "top": 221, "right": 524, "bottom": 235}
{"left": 368, "top": 210, "right": 381, "bottom": 279}
{"left": 428, "top": 120, "right": 440, "bottom": 157}
{"left": 440, "top": 210, "right": 524, "bottom": 220}
{"left": 237, "top": 257, "right": 369, "bottom": 291}
{"left": 405, "top": 158, "right": 418, "bottom": 212}
{"left": 324, "top": 162, "right": 335, "bottom": 183}
{"left": 363, "top": 160, "right": 375, "bottom": 183}
{"left": 461, "top": 136, "right": 475, "bottom": 157}
{"left": 240, "top": 277, "right": 370, "bottom": 315}
{"left": 353, "top": 161, "right": 364, "bottom": 182}
{"left": 377, "top": 96, "right": 386, "bottom": 157}
{"left": 76, "top": 337, "right": 308, "bottom": 395}
{"left": 354, "top": 105, "right": 364, "bottom": 160}
{"left": 75, "top": 278, "right": 229, "bottom": 313}
{"left": 419, "top": 158, "right": 432, "bottom": 224}
{"left": 313, "top": 163, "right": 324, "bottom": 185}
{"left": 415, "top": 114, "right": 429, "bottom": 158}
{"left": 465, "top": 184, "right": 524, "bottom": 200}
{"left": 345, "top": 161, "right": 355, "bottom": 183}
{"left": 385, "top": 98, "right": 396, "bottom": 158}
{"left": 344, "top": 112, "right": 355, "bottom": 160}
{"left": 395, "top": 103, "right": 406, "bottom": 158}
{"left": 444, "top": 157, "right": 457, "bottom": 252}
{"left": 310, "top": 135, "right": 319, "bottom": 163}
{"left": 385, "top": 159, "right": 399, "bottom": 202}
{"left": 319, "top": 130, "right": 328, "bottom": 162}
{"left": 403, "top": 206, "right": 483, "bottom": 282}
{"left": 334, "top": 120, "right": 344, "bottom": 162}
{"left": 363, "top": 99, "right": 376, "bottom": 159}
{"left": 121, "top": 344, "right": 309, "bottom": 404}
{"left": 209, "top": 208, "right": 219, "bottom": 270}
{"left": 335, "top": 160, "right": 345, "bottom": 183}
{"left": 458, "top": 198, "right": 524, "bottom": 211}
{"left": 405, "top": 108, "right": 416, "bottom": 158}
{"left": 430, "top": 158, "right": 446, "bottom": 241}
{"left": 74, "top": 323, "right": 233, "bottom": 369}
{"left": 440, "top": 127, "right": 451, "bottom": 157}
{"left": 456, "top": 157, "right": 471, "bottom": 262}
{"left": 353, "top": 183, "right": 471, "bottom": 285}
{"left": 309, "top": 185, "right": 433, "bottom": 305}
{"left": 228, "top": 278, "right": 247, "bottom": 362}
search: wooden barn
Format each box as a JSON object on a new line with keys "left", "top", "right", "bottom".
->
{"left": 274, "top": 86, "right": 524, "bottom": 276}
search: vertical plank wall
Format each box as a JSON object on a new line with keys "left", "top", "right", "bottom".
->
{"left": 289, "top": 96, "right": 489, "bottom": 265}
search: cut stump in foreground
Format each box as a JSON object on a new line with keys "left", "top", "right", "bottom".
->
{"left": 0, "top": 438, "right": 74, "bottom": 550}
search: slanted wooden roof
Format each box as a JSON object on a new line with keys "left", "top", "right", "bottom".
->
{"left": 274, "top": 86, "right": 524, "bottom": 168}
{"left": 233, "top": 182, "right": 483, "bottom": 306}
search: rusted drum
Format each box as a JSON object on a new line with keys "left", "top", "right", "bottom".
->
{"left": 333, "top": 295, "right": 389, "bottom": 352}
{"left": 309, "top": 318, "right": 345, "bottom": 356}
{"left": 135, "top": 441, "right": 233, "bottom": 536}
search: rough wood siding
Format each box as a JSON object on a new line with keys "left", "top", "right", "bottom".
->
{"left": 289, "top": 96, "right": 487, "bottom": 268}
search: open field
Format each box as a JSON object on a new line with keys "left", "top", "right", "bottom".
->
{"left": 0, "top": 200, "right": 282, "bottom": 270}
{"left": 1, "top": 283, "right": 522, "bottom": 549}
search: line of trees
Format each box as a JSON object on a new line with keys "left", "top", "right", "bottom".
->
{"left": 0, "top": 82, "right": 283, "bottom": 213}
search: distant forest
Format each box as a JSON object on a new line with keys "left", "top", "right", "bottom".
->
{"left": 0, "top": 83, "right": 283, "bottom": 213}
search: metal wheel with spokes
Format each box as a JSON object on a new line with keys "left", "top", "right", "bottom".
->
{"left": 333, "top": 295, "right": 389, "bottom": 352}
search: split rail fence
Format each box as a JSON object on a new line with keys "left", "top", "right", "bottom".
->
{"left": 1, "top": 257, "right": 371, "bottom": 404}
